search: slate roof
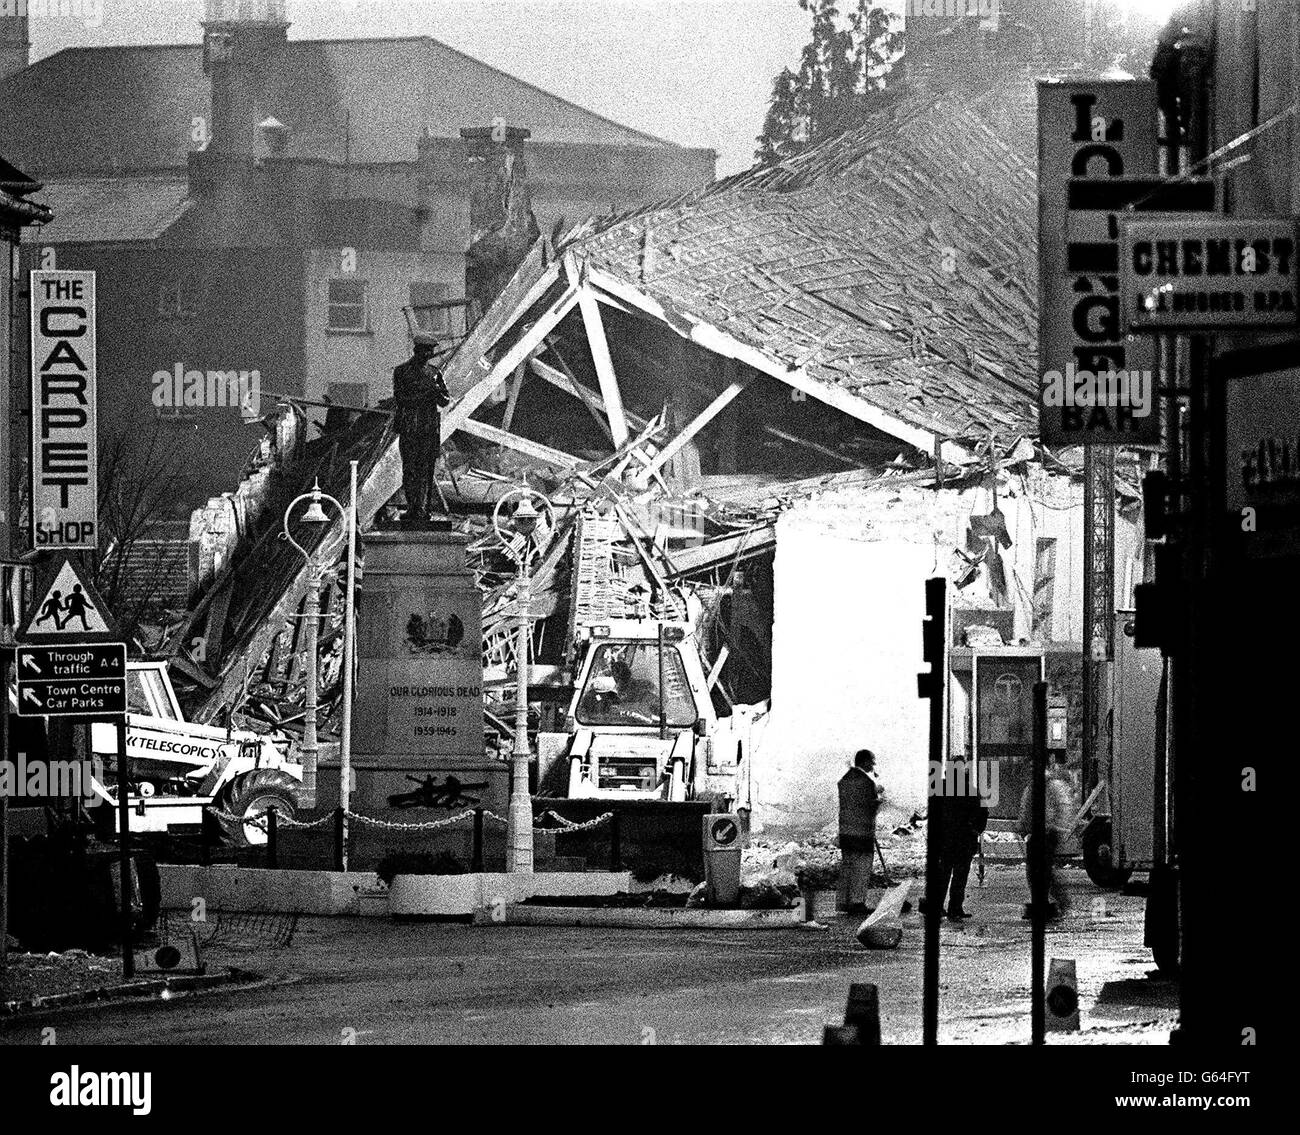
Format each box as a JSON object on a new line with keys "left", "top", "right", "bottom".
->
{"left": 17, "top": 176, "right": 192, "bottom": 243}
{"left": 0, "top": 37, "right": 677, "bottom": 177}
{"left": 568, "top": 88, "right": 1040, "bottom": 447}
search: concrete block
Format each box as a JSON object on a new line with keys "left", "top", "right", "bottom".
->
{"left": 159, "top": 865, "right": 387, "bottom": 917}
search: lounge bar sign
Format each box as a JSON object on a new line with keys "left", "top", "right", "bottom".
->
{"left": 1038, "top": 80, "right": 1160, "bottom": 447}
{"left": 30, "top": 270, "right": 97, "bottom": 549}
{"left": 1122, "top": 217, "right": 1299, "bottom": 331}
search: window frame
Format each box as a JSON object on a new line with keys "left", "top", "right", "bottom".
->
{"left": 326, "top": 277, "right": 372, "bottom": 335}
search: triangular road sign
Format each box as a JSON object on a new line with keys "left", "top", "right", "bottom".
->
{"left": 18, "top": 556, "right": 122, "bottom": 644}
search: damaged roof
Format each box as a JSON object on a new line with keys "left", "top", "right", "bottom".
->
{"left": 567, "top": 89, "right": 1039, "bottom": 449}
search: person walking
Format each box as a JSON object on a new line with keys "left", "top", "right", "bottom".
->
{"left": 837, "top": 749, "right": 884, "bottom": 913}
{"left": 1017, "top": 755, "right": 1075, "bottom": 919}
{"left": 935, "top": 756, "right": 989, "bottom": 921}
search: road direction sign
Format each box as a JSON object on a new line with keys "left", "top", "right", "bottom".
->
{"left": 16, "top": 642, "right": 127, "bottom": 718}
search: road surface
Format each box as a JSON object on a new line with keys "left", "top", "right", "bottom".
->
{"left": 0, "top": 866, "right": 1177, "bottom": 1045}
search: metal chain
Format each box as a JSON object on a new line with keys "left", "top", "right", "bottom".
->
{"left": 207, "top": 808, "right": 334, "bottom": 831}
{"left": 207, "top": 806, "right": 613, "bottom": 834}
{"left": 345, "top": 809, "right": 477, "bottom": 831}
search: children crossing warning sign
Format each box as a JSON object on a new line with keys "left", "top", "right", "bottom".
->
{"left": 17, "top": 556, "right": 121, "bottom": 644}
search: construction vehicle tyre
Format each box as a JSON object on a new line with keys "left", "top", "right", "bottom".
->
{"left": 1080, "top": 817, "right": 1132, "bottom": 890}
{"left": 216, "top": 770, "right": 300, "bottom": 848}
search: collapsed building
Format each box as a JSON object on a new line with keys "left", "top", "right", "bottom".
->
{"left": 166, "top": 85, "right": 1144, "bottom": 839}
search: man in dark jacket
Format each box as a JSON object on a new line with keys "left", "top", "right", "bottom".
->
{"left": 392, "top": 334, "right": 451, "bottom": 528}
{"left": 936, "top": 755, "right": 989, "bottom": 921}
{"left": 837, "top": 749, "right": 884, "bottom": 912}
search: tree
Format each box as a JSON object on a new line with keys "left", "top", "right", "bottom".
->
{"left": 89, "top": 417, "right": 202, "bottom": 648}
{"left": 756, "top": 0, "right": 903, "bottom": 165}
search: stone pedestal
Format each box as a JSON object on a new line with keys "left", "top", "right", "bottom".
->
{"left": 342, "top": 531, "right": 504, "bottom": 818}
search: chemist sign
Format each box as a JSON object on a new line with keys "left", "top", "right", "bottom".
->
{"left": 30, "top": 270, "right": 97, "bottom": 550}
{"left": 1122, "top": 217, "right": 1299, "bottom": 331}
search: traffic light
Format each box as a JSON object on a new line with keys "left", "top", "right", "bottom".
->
{"left": 918, "top": 576, "right": 947, "bottom": 700}
{"left": 1134, "top": 543, "right": 1186, "bottom": 653}
{"left": 1142, "top": 470, "right": 1171, "bottom": 540}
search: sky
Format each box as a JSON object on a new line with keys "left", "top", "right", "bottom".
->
{"left": 25, "top": 0, "right": 833, "bottom": 176}
{"left": 22, "top": 1, "right": 1182, "bottom": 176}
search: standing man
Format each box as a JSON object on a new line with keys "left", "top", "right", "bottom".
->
{"left": 392, "top": 332, "right": 452, "bottom": 529}
{"left": 935, "top": 755, "right": 989, "bottom": 921}
{"left": 837, "top": 749, "right": 884, "bottom": 913}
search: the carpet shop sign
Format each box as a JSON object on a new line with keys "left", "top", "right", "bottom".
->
{"left": 30, "top": 270, "right": 97, "bottom": 548}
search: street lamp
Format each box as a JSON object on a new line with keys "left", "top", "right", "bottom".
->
{"left": 283, "top": 478, "right": 352, "bottom": 821}
{"left": 492, "top": 485, "right": 553, "bottom": 873}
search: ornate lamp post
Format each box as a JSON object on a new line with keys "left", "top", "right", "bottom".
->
{"left": 282, "top": 479, "right": 349, "bottom": 815}
{"left": 492, "top": 486, "right": 552, "bottom": 873}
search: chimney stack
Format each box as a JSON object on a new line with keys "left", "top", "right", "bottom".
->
{"left": 0, "top": 7, "right": 30, "bottom": 84}
{"left": 461, "top": 125, "right": 540, "bottom": 322}
{"left": 201, "top": 0, "right": 290, "bottom": 158}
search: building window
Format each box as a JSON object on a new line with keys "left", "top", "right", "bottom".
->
{"left": 327, "top": 279, "right": 369, "bottom": 332}
{"left": 408, "top": 281, "right": 469, "bottom": 342}
{"left": 157, "top": 278, "right": 202, "bottom": 320}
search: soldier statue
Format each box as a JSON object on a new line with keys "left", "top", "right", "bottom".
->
{"left": 392, "top": 333, "right": 451, "bottom": 528}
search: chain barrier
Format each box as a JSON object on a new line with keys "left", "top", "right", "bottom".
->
{"left": 208, "top": 806, "right": 613, "bottom": 835}
{"left": 345, "top": 809, "right": 477, "bottom": 831}
{"left": 207, "top": 808, "right": 334, "bottom": 831}
{"left": 534, "top": 809, "right": 614, "bottom": 833}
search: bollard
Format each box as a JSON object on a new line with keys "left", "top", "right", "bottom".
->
{"left": 267, "top": 807, "right": 278, "bottom": 869}
{"left": 822, "top": 982, "right": 882, "bottom": 1045}
{"left": 609, "top": 810, "right": 622, "bottom": 870}
{"left": 472, "top": 808, "right": 485, "bottom": 873}
{"left": 1046, "top": 958, "right": 1080, "bottom": 1032}
{"left": 333, "top": 806, "right": 344, "bottom": 872}
{"left": 844, "top": 982, "right": 882, "bottom": 1044}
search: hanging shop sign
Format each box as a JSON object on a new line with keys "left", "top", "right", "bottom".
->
{"left": 1122, "top": 216, "right": 1298, "bottom": 331}
{"left": 30, "top": 270, "right": 97, "bottom": 549}
{"left": 1038, "top": 80, "right": 1161, "bottom": 447}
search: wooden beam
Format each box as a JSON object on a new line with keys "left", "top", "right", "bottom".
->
{"left": 442, "top": 285, "right": 578, "bottom": 441}
{"left": 531, "top": 356, "right": 650, "bottom": 431}
{"left": 530, "top": 356, "right": 669, "bottom": 491}
{"left": 577, "top": 284, "right": 630, "bottom": 448}
{"left": 500, "top": 358, "right": 528, "bottom": 433}
{"left": 762, "top": 425, "right": 860, "bottom": 468}
{"left": 457, "top": 418, "right": 582, "bottom": 471}
{"left": 585, "top": 266, "right": 973, "bottom": 466}
{"left": 635, "top": 372, "right": 752, "bottom": 484}
{"left": 534, "top": 350, "right": 614, "bottom": 444}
